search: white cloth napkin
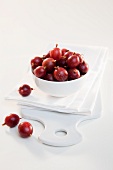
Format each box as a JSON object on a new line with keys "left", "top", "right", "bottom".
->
{"left": 6, "top": 45, "right": 108, "bottom": 115}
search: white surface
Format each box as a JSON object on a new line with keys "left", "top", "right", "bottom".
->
{"left": 21, "top": 91, "right": 102, "bottom": 147}
{"left": 0, "top": 0, "right": 113, "bottom": 170}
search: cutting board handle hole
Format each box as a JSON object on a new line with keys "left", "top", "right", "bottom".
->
{"left": 55, "top": 130, "right": 67, "bottom": 137}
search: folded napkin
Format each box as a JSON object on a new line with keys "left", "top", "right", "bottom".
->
{"left": 6, "top": 45, "right": 108, "bottom": 115}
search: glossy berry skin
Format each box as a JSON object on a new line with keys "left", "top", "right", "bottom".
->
{"left": 61, "top": 48, "right": 69, "bottom": 56}
{"left": 2, "top": 114, "right": 20, "bottom": 128}
{"left": 42, "top": 58, "right": 56, "bottom": 73}
{"left": 67, "top": 54, "right": 80, "bottom": 68}
{"left": 31, "top": 57, "right": 43, "bottom": 69}
{"left": 42, "top": 52, "right": 50, "bottom": 59}
{"left": 64, "top": 51, "right": 74, "bottom": 59}
{"left": 68, "top": 68, "right": 80, "bottom": 80}
{"left": 50, "top": 45, "right": 62, "bottom": 61}
{"left": 34, "top": 66, "right": 46, "bottom": 78}
{"left": 56, "top": 57, "right": 67, "bottom": 67}
{"left": 78, "top": 54, "right": 84, "bottom": 63}
{"left": 19, "top": 84, "right": 33, "bottom": 97}
{"left": 54, "top": 67, "right": 68, "bottom": 81}
{"left": 18, "top": 122, "right": 33, "bottom": 138}
{"left": 78, "top": 61, "right": 89, "bottom": 75}
{"left": 44, "top": 73, "right": 55, "bottom": 81}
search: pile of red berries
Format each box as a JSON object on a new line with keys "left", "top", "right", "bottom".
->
{"left": 31, "top": 44, "right": 89, "bottom": 82}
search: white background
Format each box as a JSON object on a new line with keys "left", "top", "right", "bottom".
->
{"left": 0, "top": 0, "right": 113, "bottom": 170}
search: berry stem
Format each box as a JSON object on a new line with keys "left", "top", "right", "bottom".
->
{"left": 56, "top": 44, "right": 58, "bottom": 48}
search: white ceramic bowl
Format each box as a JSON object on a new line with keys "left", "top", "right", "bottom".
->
{"left": 32, "top": 72, "right": 89, "bottom": 97}
{"left": 30, "top": 43, "right": 103, "bottom": 97}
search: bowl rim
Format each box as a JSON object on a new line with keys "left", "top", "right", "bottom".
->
{"left": 32, "top": 69, "right": 90, "bottom": 85}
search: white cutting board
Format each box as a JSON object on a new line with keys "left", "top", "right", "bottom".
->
{"left": 20, "top": 91, "right": 102, "bottom": 147}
